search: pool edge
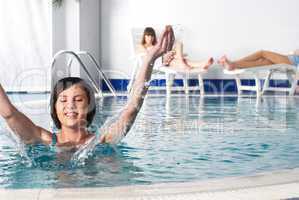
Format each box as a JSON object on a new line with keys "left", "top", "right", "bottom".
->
{"left": 1, "top": 167, "right": 299, "bottom": 200}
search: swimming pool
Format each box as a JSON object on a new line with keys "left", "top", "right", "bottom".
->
{"left": 0, "top": 95, "right": 299, "bottom": 189}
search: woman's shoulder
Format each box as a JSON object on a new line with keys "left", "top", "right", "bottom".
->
{"left": 39, "top": 127, "right": 53, "bottom": 145}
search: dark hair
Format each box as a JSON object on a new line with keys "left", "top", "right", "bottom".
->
{"left": 141, "top": 27, "right": 157, "bottom": 46}
{"left": 50, "top": 77, "right": 96, "bottom": 129}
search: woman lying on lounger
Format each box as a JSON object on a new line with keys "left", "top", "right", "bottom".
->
{"left": 137, "top": 27, "right": 214, "bottom": 72}
{"left": 218, "top": 50, "right": 299, "bottom": 71}
{"left": 0, "top": 26, "right": 175, "bottom": 150}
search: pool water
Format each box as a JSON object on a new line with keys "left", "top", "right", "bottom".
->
{"left": 0, "top": 95, "right": 299, "bottom": 189}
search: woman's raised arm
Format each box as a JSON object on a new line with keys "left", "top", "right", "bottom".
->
{"left": 0, "top": 84, "right": 51, "bottom": 144}
{"left": 99, "top": 26, "right": 175, "bottom": 144}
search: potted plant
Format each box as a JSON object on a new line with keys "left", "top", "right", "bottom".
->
{"left": 53, "top": 0, "right": 63, "bottom": 7}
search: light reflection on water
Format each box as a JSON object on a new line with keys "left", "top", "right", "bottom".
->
{"left": 0, "top": 95, "right": 299, "bottom": 189}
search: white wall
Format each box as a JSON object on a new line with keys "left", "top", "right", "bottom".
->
{"left": 101, "top": 0, "right": 299, "bottom": 79}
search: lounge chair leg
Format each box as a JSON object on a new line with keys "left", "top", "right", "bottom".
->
{"left": 255, "top": 76, "right": 262, "bottom": 97}
{"left": 183, "top": 75, "right": 189, "bottom": 94}
{"left": 261, "top": 70, "right": 272, "bottom": 95}
{"left": 166, "top": 73, "right": 174, "bottom": 95}
{"left": 198, "top": 74, "right": 205, "bottom": 95}
{"left": 289, "top": 71, "right": 299, "bottom": 95}
{"left": 235, "top": 75, "right": 242, "bottom": 95}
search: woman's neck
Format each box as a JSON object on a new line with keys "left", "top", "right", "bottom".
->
{"left": 59, "top": 126, "right": 89, "bottom": 143}
{"left": 144, "top": 43, "right": 153, "bottom": 49}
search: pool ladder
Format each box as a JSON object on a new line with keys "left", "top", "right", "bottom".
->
{"left": 51, "top": 50, "right": 116, "bottom": 97}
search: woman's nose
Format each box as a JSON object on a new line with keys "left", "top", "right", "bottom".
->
{"left": 65, "top": 100, "right": 76, "bottom": 109}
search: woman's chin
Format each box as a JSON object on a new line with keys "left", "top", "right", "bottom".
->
{"left": 60, "top": 117, "right": 88, "bottom": 130}
{"left": 62, "top": 121, "right": 85, "bottom": 130}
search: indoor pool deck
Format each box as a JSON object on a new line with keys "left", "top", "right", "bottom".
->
{"left": 0, "top": 168, "right": 299, "bottom": 200}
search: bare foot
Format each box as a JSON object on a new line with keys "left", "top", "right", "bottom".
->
{"left": 217, "top": 55, "right": 226, "bottom": 65}
{"left": 218, "top": 55, "right": 237, "bottom": 71}
{"left": 202, "top": 57, "right": 214, "bottom": 70}
{"left": 168, "top": 58, "right": 193, "bottom": 72}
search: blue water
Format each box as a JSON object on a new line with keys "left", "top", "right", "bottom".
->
{"left": 0, "top": 95, "right": 299, "bottom": 189}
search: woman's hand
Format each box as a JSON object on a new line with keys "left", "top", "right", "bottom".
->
{"left": 147, "top": 25, "right": 175, "bottom": 61}
{"left": 162, "top": 50, "right": 176, "bottom": 66}
{"left": 99, "top": 131, "right": 122, "bottom": 144}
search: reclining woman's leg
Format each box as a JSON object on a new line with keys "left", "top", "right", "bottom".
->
{"left": 173, "top": 41, "right": 184, "bottom": 59}
{"left": 236, "top": 50, "right": 291, "bottom": 65}
{"left": 168, "top": 42, "right": 192, "bottom": 71}
{"left": 220, "top": 50, "right": 292, "bottom": 70}
{"left": 169, "top": 42, "right": 213, "bottom": 71}
{"left": 184, "top": 58, "right": 214, "bottom": 70}
{"left": 234, "top": 58, "right": 273, "bottom": 68}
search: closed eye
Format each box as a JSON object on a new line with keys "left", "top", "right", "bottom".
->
{"left": 59, "top": 98, "right": 67, "bottom": 102}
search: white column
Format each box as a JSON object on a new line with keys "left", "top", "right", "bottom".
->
{"left": 51, "top": 0, "right": 100, "bottom": 86}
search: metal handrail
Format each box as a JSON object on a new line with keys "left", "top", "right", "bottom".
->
{"left": 76, "top": 51, "right": 116, "bottom": 96}
{"left": 51, "top": 50, "right": 102, "bottom": 96}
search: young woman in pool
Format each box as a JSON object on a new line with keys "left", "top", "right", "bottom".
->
{"left": 136, "top": 27, "right": 214, "bottom": 72}
{"left": 0, "top": 26, "right": 175, "bottom": 149}
{"left": 218, "top": 50, "right": 299, "bottom": 70}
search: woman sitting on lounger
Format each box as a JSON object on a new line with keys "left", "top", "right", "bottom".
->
{"left": 218, "top": 50, "right": 299, "bottom": 71}
{"left": 137, "top": 27, "right": 214, "bottom": 72}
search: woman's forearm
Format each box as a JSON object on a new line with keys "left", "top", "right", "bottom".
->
{"left": 126, "top": 55, "right": 155, "bottom": 114}
{"left": 0, "top": 84, "right": 16, "bottom": 119}
{"left": 99, "top": 55, "right": 155, "bottom": 144}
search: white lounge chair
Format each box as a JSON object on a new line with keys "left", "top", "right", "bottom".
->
{"left": 127, "top": 25, "right": 207, "bottom": 95}
{"left": 223, "top": 64, "right": 299, "bottom": 96}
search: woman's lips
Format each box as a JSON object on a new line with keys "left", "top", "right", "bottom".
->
{"left": 64, "top": 112, "right": 78, "bottom": 118}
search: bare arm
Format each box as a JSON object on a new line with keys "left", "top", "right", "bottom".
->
{"left": 0, "top": 84, "right": 51, "bottom": 144}
{"left": 100, "top": 26, "right": 175, "bottom": 144}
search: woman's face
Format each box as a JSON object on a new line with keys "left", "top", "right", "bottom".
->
{"left": 144, "top": 34, "right": 154, "bottom": 45}
{"left": 55, "top": 84, "right": 89, "bottom": 129}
